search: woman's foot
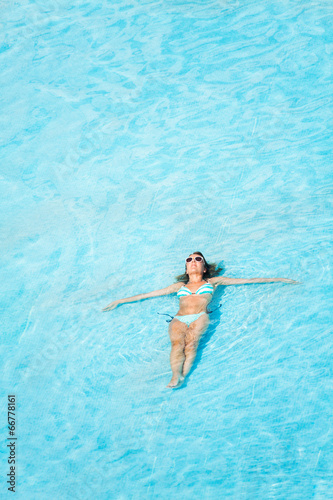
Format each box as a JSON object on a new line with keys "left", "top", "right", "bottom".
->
{"left": 166, "top": 374, "right": 184, "bottom": 389}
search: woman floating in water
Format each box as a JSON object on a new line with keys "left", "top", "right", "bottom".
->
{"left": 103, "top": 252, "right": 298, "bottom": 389}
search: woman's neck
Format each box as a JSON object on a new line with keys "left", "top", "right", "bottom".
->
{"left": 187, "top": 273, "right": 205, "bottom": 284}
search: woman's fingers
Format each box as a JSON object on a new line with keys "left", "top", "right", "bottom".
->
{"left": 102, "top": 301, "right": 118, "bottom": 312}
{"left": 281, "top": 278, "right": 301, "bottom": 284}
{"left": 102, "top": 306, "right": 114, "bottom": 312}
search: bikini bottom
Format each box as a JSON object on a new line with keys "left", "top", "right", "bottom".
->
{"left": 173, "top": 311, "right": 206, "bottom": 327}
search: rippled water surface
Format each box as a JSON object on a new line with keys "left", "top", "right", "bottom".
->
{"left": 1, "top": 0, "right": 332, "bottom": 498}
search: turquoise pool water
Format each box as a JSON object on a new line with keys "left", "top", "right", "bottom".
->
{"left": 1, "top": 0, "right": 332, "bottom": 498}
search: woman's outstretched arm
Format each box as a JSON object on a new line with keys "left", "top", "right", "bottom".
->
{"left": 210, "top": 276, "right": 299, "bottom": 286}
{"left": 102, "top": 282, "right": 181, "bottom": 312}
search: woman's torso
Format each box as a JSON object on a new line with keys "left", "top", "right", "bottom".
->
{"left": 176, "top": 280, "right": 214, "bottom": 315}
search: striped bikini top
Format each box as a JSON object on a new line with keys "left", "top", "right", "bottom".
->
{"left": 177, "top": 281, "right": 214, "bottom": 297}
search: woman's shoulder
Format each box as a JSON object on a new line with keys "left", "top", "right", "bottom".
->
{"left": 208, "top": 276, "right": 231, "bottom": 286}
{"left": 207, "top": 276, "right": 223, "bottom": 285}
{"left": 170, "top": 282, "right": 186, "bottom": 291}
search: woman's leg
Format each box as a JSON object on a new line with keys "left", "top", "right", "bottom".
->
{"left": 182, "top": 313, "right": 209, "bottom": 378}
{"left": 167, "top": 319, "right": 188, "bottom": 388}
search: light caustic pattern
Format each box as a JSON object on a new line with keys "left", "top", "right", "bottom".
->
{"left": 0, "top": 0, "right": 332, "bottom": 499}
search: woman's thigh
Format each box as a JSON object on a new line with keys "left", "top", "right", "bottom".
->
{"left": 185, "top": 313, "right": 209, "bottom": 345}
{"left": 168, "top": 318, "right": 188, "bottom": 343}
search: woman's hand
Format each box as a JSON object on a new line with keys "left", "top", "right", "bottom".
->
{"left": 102, "top": 300, "right": 121, "bottom": 312}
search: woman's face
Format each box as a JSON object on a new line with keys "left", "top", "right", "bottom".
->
{"left": 186, "top": 254, "right": 206, "bottom": 275}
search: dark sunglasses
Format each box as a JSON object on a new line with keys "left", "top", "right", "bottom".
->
{"left": 186, "top": 256, "right": 204, "bottom": 263}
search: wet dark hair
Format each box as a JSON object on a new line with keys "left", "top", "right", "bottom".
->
{"left": 175, "top": 251, "right": 224, "bottom": 283}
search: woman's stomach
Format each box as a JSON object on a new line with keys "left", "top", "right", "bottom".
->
{"left": 176, "top": 295, "right": 212, "bottom": 315}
